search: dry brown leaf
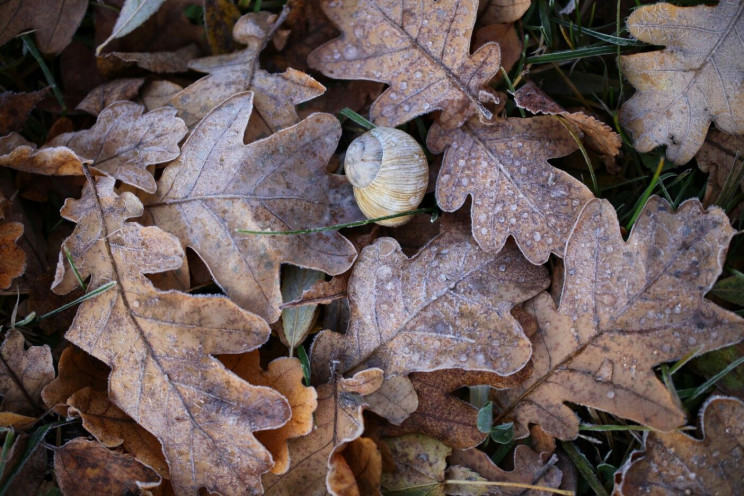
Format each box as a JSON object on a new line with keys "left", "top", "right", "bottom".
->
{"left": 0, "top": 412, "right": 36, "bottom": 427}
{"left": 0, "top": 89, "right": 50, "bottom": 134}
{"left": 262, "top": 368, "right": 383, "bottom": 495}
{"left": 492, "top": 196, "right": 744, "bottom": 440}
{"left": 380, "top": 434, "right": 451, "bottom": 496}
{"left": 141, "top": 80, "right": 184, "bottom": 111}
{"left": 614, "top": 396, "right": 744, "bottom": 496}
{"left": 53, "top": 176, "right": 292, "bottom": 495}
{"left": 375, "top": 367, "right": 531, "bottom": 450}
{"left": 97, "top": 45, "right": 201, "bottom": 77}
{"left": 447, "top": 446, "right": 562, "bottom": 495}
{"left": 0, "top": 196, "right": 26, "bottom": 290}
{"left": 311, "top": 224, "right": 548, "bottom": 385}
{"left": 48, "top": 101, "right": 187, "bottom": 192}
{"left": 696, "top": 128, "right": 744, "bottom": 208}
{"left": 514, "top": 81, "right": 622, "bottom": 159}
{"left": 41, "top": 345, "right": 109, "bottom": 415}
{"left": 143, "top": 92, "right": 361, "bottom": 322}
{"left": 67, "top": 387, "right": 169, "bottom": 477}
{"left": 308, "top": 0, "right": 502, "bottom": 129}
{"left": 204, "top": 0, "right": 241, "bottom": 55}
{"left": 0, "top": 329, "right": 53, "bottom": 416}
{"left": 619, "top": 1, "right": 744, "bottom": 164}
{"left": 427, "top": 116, "right": 593, "bottom": 263}
{"left": 54, "top": 438, "right": 161, "bottom": 495}
{"left": 0, "top": 0, "right": 87, "bottom": 53}
{"left": 477, "top": 0, "right": 531, "bottom": 25}
{"left": 329, "top": 438, "right": 382, "bottom": 496}
{"left": 170, "top": 10, "right": 325, "bottom": 140}
{"left": 472, "top": 23, "right": 521, "bottom": 77}
{"left": 76, "top": 78, "right": 145, "bottom": 116}
{"left": 280, "top": 266, "right": 324, "bottom": 352}
{"left": 0, "top": 434, "right": 46, "bottom": 495}
{"left": 0, "top": 133, "right": 83, "bottom": 176}
{"left": 219, "top": 351, "right": 318, "bottom": 475}
{"left": 281, "top": 271, "right": 351, "bottom": 309}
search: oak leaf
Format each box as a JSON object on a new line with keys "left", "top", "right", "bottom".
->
{"left": 619, "top": 1, "right": 744, "bottom": 164}
{"left": 76, "top": 78, "right": 145, "bottom": 116}
{"left": 219, "top": 351, "right": 318, "bottom": 475}
{"left": 696, "top": 129, "right": 744, "bottom": 210}
{"left": 0, "top": 133, "right": 83, "bottom": 176}
{"left": 0, "top": 0, "right": 87, "bottom": 53}
{"left": 67, "top": 387, "right": 169, "bottom": 477}
{"left": 0, "top": 89, "right": 50, "bottom": 134}
{"left": 477, "top": 0, "right": 531, "bottom": 26}
{"left": 143, "top": 92, "right": 361, "bottom": 322}
{"left": 0, "top": 329, "right": 54, "bottom": 416}
{"left": 53, "top": 176, "right": 291, "bottom": 495}
{"left": 328, "top": 438, "right": 383, "bottom": 496}
{"left": 380, "top": 434, "right": 451, "bottom": 496}
{"left": 311, "top": 224, "right": 549, "bottom": 384}
{"left": 261, "top": 368, "right": 383, "bottom": 495}
{"left": 54, "top": 438, "right": 161, "bottom": 495}
{"left": 308, "top": 0, "right": 502, "bottom": 129}
{"left": 614, "top": 396, "right": 744, "bottom": 496}
{"left": 41, "top": 345, "right": 109, "bottom": 415}
{"left": 170, "top": 10, "right": 325, "bottom": 141}
{"left": 427, "top": 116, "right": 593, "bottom": 263}
{"left": 0, "top": 195, "right": 26, "bottom": 290}
{"left": 492, "top": 196, "right": 744, "bottom": 440}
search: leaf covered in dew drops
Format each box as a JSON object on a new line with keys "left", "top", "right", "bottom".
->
{"left": 53, "top": 176, "right": 291, "bottom": 495}
{"left": 492, "top": 196, "right": 744, "bottom": 440}
{"left": 308, "top": 0, "right": 502, "bottom": 130}
{"left": 619, "top": 1, "right": 744, "bottom": 164}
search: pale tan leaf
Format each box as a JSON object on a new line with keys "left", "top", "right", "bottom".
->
{"left": 76, "top": 78, "right": 145, "bottom": 116}
{"left": 614, "top": 396, "right": 744, "bottom": 496}
{"left": 143, "top": 93, "right": 361, "bottom": 322}
{"left": 97, "top": 0, "right": 168, "bottom": 55}
{"left": 262, "top": 368, "right": 383, "bottom": 495}
{"left": 0, "top": 329, "right": 53, "bottom": 416}
{"left": 619, "top": 1, "right": 744, "bottom": 164}
{"left": 427, "top": 116, "right": 593, "bottom": 263}
{"left": 492, "top": 196, "right": 744, "bottom": 440}
{"left": 308, "top": 0, "right": 501, "bottom": 129}
{"left": 53, "top": 176, "right": 291, "bottom": 495}
{"left": 311, "top": 223, "right": 548, "bottom": 383}
{"left": 0, "top": 0, "right": 87, "bottom": 53}
{"left": 0, "top": 133, "right": 83, "bottom": 176}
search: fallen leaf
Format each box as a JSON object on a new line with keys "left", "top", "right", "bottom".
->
{"left": 97, "top": 45, "right": 201, "bottom": 77}
{"left": 492, "top": 196, "right": 744, "bottom": 440}
{"left": 204, "top": 0, "right": 241, "bottom": 55}
{"left": 472, "top": 24, "right": 522, "bottom": 77}
{"left": 141, "top": 80, "right": 184, "bottom": 111}
{"left": 0, "top": 411, "right": 36, "bottom": 427}
{"left": 54, "top": 438, "right": 161, "bottom": 495}
{"left": 47, "top": 101, "right": 187, "bottom": 193}
{"left": 311, "top": 219, "right": 548, "bottom": 387}
{"left": 0, "top": 89, "right": 50, "bottom": 134}
{"left": 281, "top": 271, "right": 350, "bottom": 309}
{"left": 329, "top": 438, "right": 382, "bottom": 496}
{"left": 0, "top": 434, "right": 46, "bottom": 495}
{"left": 380, "top": 434, "right": 451, "bottom": 496}
{"left": 427, "top": 116, "right": 593, "bottom": 263}
{"left": 97, "top": 0, "right": 168, "bottom": 55}
{"left": 261, "top": 368, "right": 383, "bottom": 495}
{"left": 447, "top": 445, "right": 562, "bottom": 495}
{"left": 143, "top": 92, "right": 361, "bottom": 322}
{"left": 477, "top": 0, "right": 531, "bottom": 25}
{"left": 219, "top": 351, "right": 318, "bottom": 475}
{"left": 0, "top": 195, "right": 26, "bottom": 290}
{"left": 67, "top": 387, "right": 169, "bottom": 477}
{"left": 619, "top": 1, "right": 744, "bottom": 164}
{"left": 696, "top": 129, "right": 744, "bottom": 209}
{"left": 614, "top": 396, "right": 744, "bottom": 496}
{"left": 53, "top": 176, "right": 291, "bottom": 495}
{"left": 0, "top": 0, "right": 87, "bottom": 54}
{"left": 41, "top": 345, "right": 110, "bottom": 415}
{"left": 170, "top": 10, "right": 325, "bottom": 141}
{"left": 0, "top": 329, "right": 53, "bottom": 416}
{"left": 308, "top": 0, "right": 502, "bottom": 129}
{"left": 514, "top": 81, "right": 622, "bottom": 159}
{"left": 0, "top": 133, "right": 83, "bottom": 176}
{"left": 280, "top": 265, "right": 325, "bottom": 352}
{"left": 76, "top": 78, "right": 145, "bottom": 116}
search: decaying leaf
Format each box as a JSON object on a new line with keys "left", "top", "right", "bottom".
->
{"left": 427, "top": 116, "right": 593, "bottom": 263}
{"left": 0, "top": 433, "right": 46, "bottom": 495}
{"left": 614, "top": 396, "right": 744, "bottom": 496}
{"left": 492, "top": 196, "right": 744, "bottom": 440}
{"left": 696, "top": 129, "right": 744, "bottom": 209}
{"left": 97, "top": 0, "right": 168, "bottom": 54}
{"left": 380, "top": 434, "right": 451, "bottom": 496}
{"left": 281, "top": 265, "right": 325, "bottom": 352}
{"left": 0, "top": 0, "right": 87, "bottom": 53}
{"left": 67, "top": 387, "right": 169, "bottom": 477}
{"left": 54, "top": 438, "right": 161, "bottom": 495}
{"left": 447, "top": 445, "right": 562, "bottom": 495}
{"left": 0, "top": 329, "right": 54, "bottom": 416}
{"left": 328, "top": 437, "right": 382, "bottom": 496}
{"left": 48, "top": 101, "right": 187, "bottom": 193}
{"left": 97, "top": 45, "right": 201, "bottom": 77}
{"left": 144, "top": 92, "right": 361, "bottom": 322}
{"left": 41, "top": 345, "right": 109, "bottom": 415}
{"left": 477, "top": 0, "right": 532, "bottom": 26}
{"left": 620, "top": 1, "right": 744, "bottom": 164}
{"left": 76, "top": 78, "right": 145, "bottom": 116}
{"left": 219, "top": 351, "right": 318, "bottom": 475}
{"left": 281, "top": 271, "right": 351, "bottom": 309}
{"left": 53, "top": 176, "right": 291, "bottom": 495}
{"left": 0, "top": 89, "right": 50, "bottom": 134}
{"left": 170, "top": 10, "right": 325, "bottom": 140}
{"left": 262, "top": 368, "right": 383, "bottom": 495}
{"left": 311, "top": 223, "right": 548, "bottom": 383}
{"left": 0, "top": 195, "right": 26, "bottom": 290}
{"left": 0, "top": 133, "right": 83, "bottom": 176}
{"left": 204, "top": 0, "right": 241, "bottom": 55}
{"left": 308, "top": 0, "right": 502, "bottom": 129}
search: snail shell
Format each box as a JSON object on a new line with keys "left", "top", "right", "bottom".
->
{"left": 344, "top": 127, "right": 428, "bottom": 227}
